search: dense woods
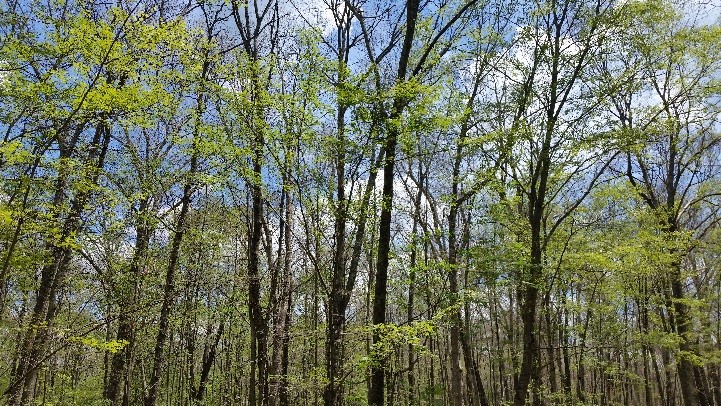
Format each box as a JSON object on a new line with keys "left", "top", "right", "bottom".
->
{"left": 1, "top": 0, "right": 721, "bottom": 404}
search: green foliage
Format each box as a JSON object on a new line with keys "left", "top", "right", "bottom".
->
{"left": 0, "top": 0, "right": 720, "bottom": 404}
{"left": 67, "top": 336, "right": 129, "bottom": 354}
{"left": 363, "top": 320, "right": 438, "bottom": 369}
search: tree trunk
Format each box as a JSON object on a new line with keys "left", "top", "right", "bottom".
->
{"left": 248, "top": 126, "right": 269, "bottom": 406}
{"left": 407, "top": 159, "right": 424, "bottom": 406}
{"left": 7, "top": 120, "right": 111, "bottom": 405}
{"left": 195, "top": 322, "right": 224, "bottom": 402}
{"left": 270, "top": 187, "right": 293, "bottom": 406}
{"left": 105, "top": 198, "right": 152, "bottom": 405}
{"left": 369, "top": 3, "right": 419, "bottom": 404}
{"left": 144, "top": 153, "right": 197, "bottom": 406}
{"left": 515, "top": 230, "right": 543, "bottom": 406}
{"left": 325, "top": 98, "right": 349, "bottom": 406}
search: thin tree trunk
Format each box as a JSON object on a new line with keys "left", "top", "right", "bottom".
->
{"left": 270, "top": 185, "right": 293, "bottom": 406}
{"left": 8, "top": 119, "right": 110, "bottom": 405}
{"left": 560, "top": 293, "right": 572, "bottom": 403}
{"left": 195, "top": 322, "right": 224, "bottom": 402}
{"left": 368, "top": 1, "right": 419, "bottom": 403}
{"left": 106, "top": 198, "right": 152, "bottom": 405}
{"left": 407, "top": 159, "right": 423, "bottom": 406}
{"left": 544, "top": 295, "right": 558, "bottom": 395}
{"left": 144, "top": 153, "right": 197, "bottom": 406}
{"left": 447, "top": 165, "right": 464, "bottom": 406}
{"left": 325, "top": 94, "right": 349, "bottom": 406}
{"left": 670, "top": 262, "right": 703, "bottom": 406}
{"left": 708, "top": 365, "right": 721, "bottom": 406}
{"left": 248, "top": 128, "right": 269, "bottom": 406}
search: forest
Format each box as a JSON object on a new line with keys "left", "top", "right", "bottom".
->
{"left": 1, "top": 0, "right": 721, "bottom": 404}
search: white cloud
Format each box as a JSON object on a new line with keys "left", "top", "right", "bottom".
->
{"left": 285, "top": 0, "right": 347, "bottom": 36}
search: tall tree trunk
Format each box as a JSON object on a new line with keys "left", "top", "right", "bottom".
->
{"left": 279, "top": 278, "right": 292, "bottom": 406}
{"left": 270, "top": 186, "right": 293, "bottom": 406}
{"left": 708, "top": 365, "right": 721, "bottom": 406}
{"left": 560, "top": 293, "right": 572, "bottom": 403}
{"left": 324, "top": 114, "right": 383, "bottom": 406}
{"left": 105, "top": 198, "right": 152, "bottom": 405}
{"left": 460, "top": 212, "right": 489, "bottom": 406}
{"left": 195, "top": 322, "right": 224, "bottom": 402}
{"left": 368, "top": 1, "right": 419, "bottom": 403}
{"left": 670, "top": 259, "right": 702, "bottom": 406}
{"left": 144, "top": 153, "right": 197, "bottom": 406}
{"left": 325, "top": 97, "right": 349, "bottom": 406}
{"left": 248, "top": 125, "right": 269, "bottom": 406}
{"left": 447, "top": 158, "right": 464, "bottom": 406}
{"left": 515, "top": 197, "right": 544, "bottom": 406}
{"left": 461, "top": 327, "right": 490, "bottom": 406}
{"left": 544, "top": 295, "right": 558, "bottom": 396}
{"left": 407, "top": 159, "right": 424, "bottom": 406}
{"left": 7, "top": 120, "right": 111, "bottom": 405}
{"left": 446, "top": 79, "right": 482, "bottom": 406}
{"left": 229, "top": 1, "right": 279, "bottom": 401}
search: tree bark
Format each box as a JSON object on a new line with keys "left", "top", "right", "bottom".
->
{"left": 7, "top": 119, "right": 111, "bottom": 405}
{"left": 144, "top": 153, "right": 197, "bottom": 406}
{"left": 195, "top": 322, "right": 224, "bottom": 402}
{"left": 105, "top": 197, "right": 152, "bottom": 405}
{"left": 369, "top": 3, "right": 420, "bottom": 404}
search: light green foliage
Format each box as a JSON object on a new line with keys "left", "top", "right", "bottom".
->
{"left": 362, "top": 320, "right": 438, "bottom": 369}
{"left": 68, "top": 336, "right": 129, "bottom": 354}
{"left": 1, "top": 0, "right": 720, "bottom": 404}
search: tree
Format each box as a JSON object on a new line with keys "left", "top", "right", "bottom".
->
{"left": 490, "top": 0, "right": 619, "bottom": 403}
{"left": 606, "top": 2, "right": 721, "bottom": 403}
{"left": 0, "top": 4, "right": 199, "bottom": 403}
{"left": 0, "top": 0, "right": 720, "bottom": 404}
